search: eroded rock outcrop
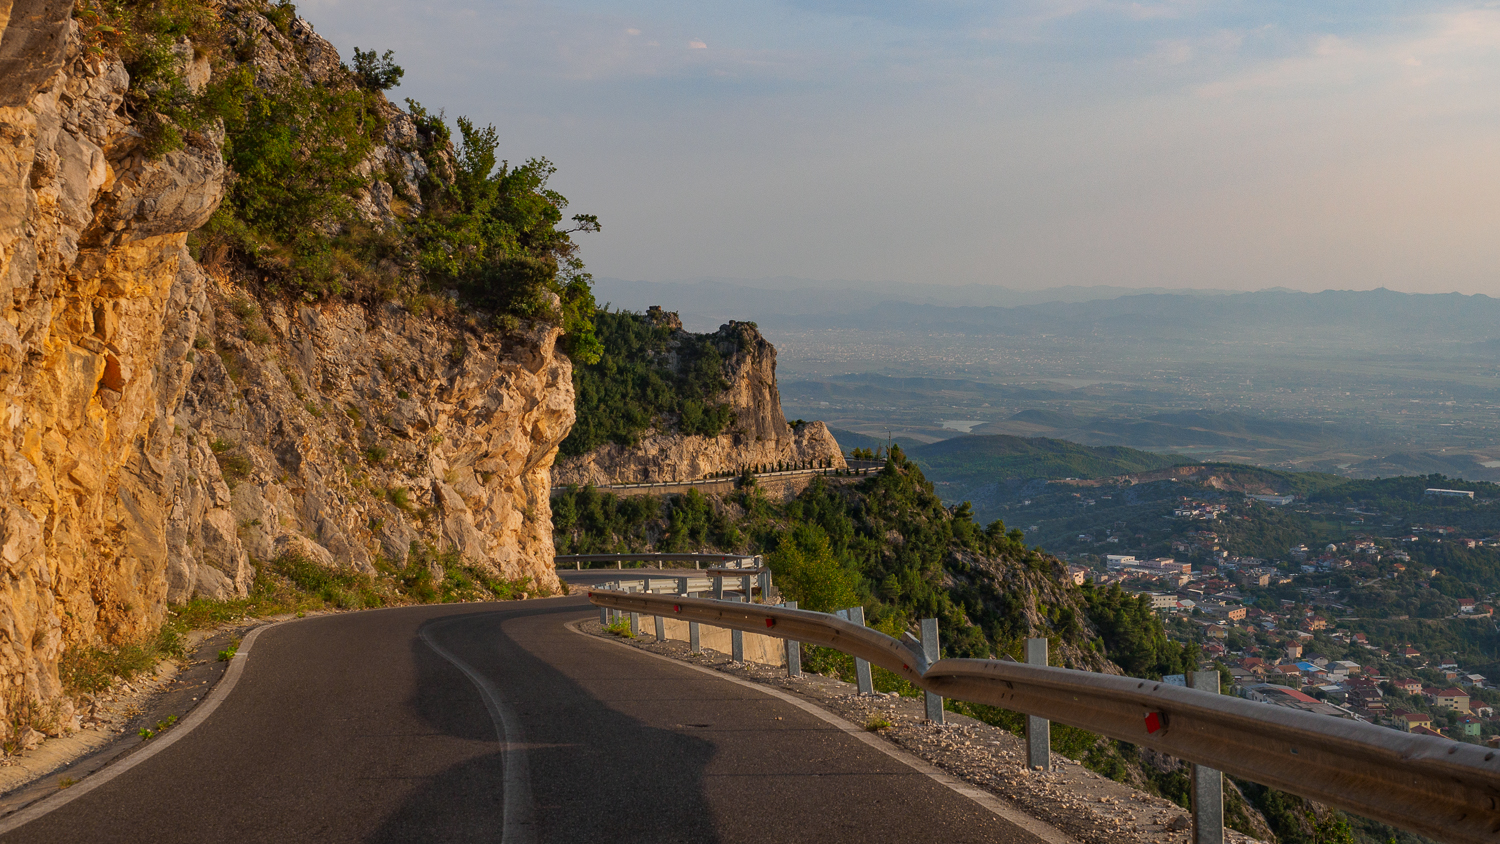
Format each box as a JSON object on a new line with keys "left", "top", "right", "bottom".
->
{"left": 553, "top": 311, "right": 845, "bottom": 486}
{"left": 172, "top": 284, "right": 573, "bottom": 602}
{"left": 0, "top": 5, "right": 569, "bottom": 727}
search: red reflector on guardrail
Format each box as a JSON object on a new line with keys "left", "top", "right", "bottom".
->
{"left": 765, "top": 618, "right": 776, "bottom": 628}
{"left": 1145, "top": 711, "right": 1164, "bottom": 733}
{"left": 674, "top": 605, "right": 681, "bottom": 612}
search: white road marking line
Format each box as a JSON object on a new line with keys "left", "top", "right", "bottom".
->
{"left": 421, "top": 619, "right": 536, "bottom": 844}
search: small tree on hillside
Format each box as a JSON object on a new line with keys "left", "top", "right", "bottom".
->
{"left": 349, "top": 47, "right": 405, "bottom": 91}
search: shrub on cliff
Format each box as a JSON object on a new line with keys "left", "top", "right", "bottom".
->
{"left": 348, "top": 47, "right": 404, "bottom": 91}
{"left": 210, "top": 78, "right": 385, "bottom": 297}
{"left": 409, "top": 117, "right": 602, "bottom": 361}
{"left": 74, "top": 0, "right": 251, "bottom": 157}
{"left": 112, "top": 1, "right": 607, "bottom": 358}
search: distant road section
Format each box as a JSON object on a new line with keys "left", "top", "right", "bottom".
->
{"left": 551, "top": 463, "right": 880, "bottom": 499}
{"left": 3, "top": 597, "right": 1045, "bottom": 843}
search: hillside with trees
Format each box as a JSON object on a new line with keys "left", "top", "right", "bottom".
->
{"left": 556, "top": 448, "right": 1197, "bottom": 673}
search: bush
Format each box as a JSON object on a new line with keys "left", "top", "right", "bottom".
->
{"left": 348, "top": 47, "right": 404, "bottom": 91}
{"left": 74, "top": 0, "right": 231, "bottom": 157}
{"left": 410, "top": 118, "right": 602, "bottom": 359}
{"left": 207, "top": 77, "right": 384, "bottom": 297}
{"left": 767, "top": 525, "right": 859, "bottom": 613}
{"left": 272, "top": 551, "right": 384, "bottom": 609}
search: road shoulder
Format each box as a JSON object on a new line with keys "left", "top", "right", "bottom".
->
{"left": 0, "top": 617, "right": 292, "bottom": 826}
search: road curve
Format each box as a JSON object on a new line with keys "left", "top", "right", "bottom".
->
{"left": 2, "top": 597, "right": 1048, "bottom": 843}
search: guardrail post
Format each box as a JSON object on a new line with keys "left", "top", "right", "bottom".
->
{"left": 783, "top": 601, "right": 802, "bottom": 677}
{"left": 1025, "top": 638, "right": 1050, "bottom": 771}
{"left": 689, "top": 621, "right": 701, "bottom": 653}
{"left": 654, "top": 612, "right": 665, "bottom": 641}
{"left": 732, "top": 595, "right": 745, "bottom": 662}
{"left": 677, "top": 576, "right": 689, "bottom": 597}
{"left": 838, "top": 607, "right": 874, "bottom": 694}
{"left": 599, "top": 605, "right": 607, "bottom": 626}
{"left": 616, "top": 561, "right": 622, "bottom": 569}
{"left": 759, "top": 570, "right": 771, "bottom": 601}
{"left": 921, "top": 618, "right": 944, "bottom": 724}
{"left": 629, "top": 611, "right": 640, "bottom": 638}
{"left": 713, "top": 575, "right": 724, "bottom": 600}
{"left": 1190, "top": 670, "right": 1225, "bottom": 844}
{"left": 740, "top": 574, "right": 752, "bottom": 603}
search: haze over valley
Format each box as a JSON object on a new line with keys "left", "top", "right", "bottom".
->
{"left": 600, "top": 278, "right": 1500, "bottom": 483}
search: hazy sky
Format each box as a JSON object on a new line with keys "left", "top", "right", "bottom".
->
{"left": 299, "top": 0, "right": 1500, "bottom": 295}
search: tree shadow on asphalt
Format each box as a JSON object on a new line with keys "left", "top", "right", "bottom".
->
{"left": 367, "top": 604, "right": 722, "bottom": 844}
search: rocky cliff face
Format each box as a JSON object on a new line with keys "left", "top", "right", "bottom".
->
{"left": 0, "top": 2, "right": 568, "bottom": 725}
{"left": 553, "top": 309, "right": 845, "bottom": 486}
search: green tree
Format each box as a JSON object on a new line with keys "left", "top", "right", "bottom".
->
{"left": 413, "top": 118, "right": 601, "bottom": 360}
{"left": 349, "top": 47, "right": 404, "bottom": 90}
{"left": 767, "top": 525, "right": 860, "bottom": 613}
{"left": 1081, "top": 583, "right": 1198, "bottom": 679}
{"left": 562, "top": 312, "right": 734, "bottom": 454}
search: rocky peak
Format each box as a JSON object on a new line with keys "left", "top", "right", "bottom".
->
{"left": 645, "top": 305, "right": 681, "bottom": 332}
{"left": 554, "top": 315, "right": 844, "bottom": 486}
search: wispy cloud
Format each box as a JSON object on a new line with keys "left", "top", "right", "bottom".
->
{"left": 293, "top": 0, "right": 1500, "bottom": 295}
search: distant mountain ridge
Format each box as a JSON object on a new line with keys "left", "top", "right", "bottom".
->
{"left": 593, "top": 277, "right": 1237, "bottom": 332}
{"left": 909, "top": 435, "right": 1195, "bottom": 484}
{"left": 787, "top": 288, "right": 1500, "bottom": 342}
{"left": 595, "top": 281, "right": 1500, "bottom": 343}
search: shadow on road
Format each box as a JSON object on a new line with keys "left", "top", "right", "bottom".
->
{"left": 369, "top": 603, "right": 721, "bottom": 843}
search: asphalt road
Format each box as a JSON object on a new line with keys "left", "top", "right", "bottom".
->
{"left": 3, "top": 596, "right": 1047, "bottom": 843}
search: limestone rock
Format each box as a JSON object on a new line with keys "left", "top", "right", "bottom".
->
{"left": 0, "top": 4, "right": 572, "bottom": 737}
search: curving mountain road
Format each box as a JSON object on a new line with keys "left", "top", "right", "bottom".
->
{"left": 1, "top": 596, "right": 1050, "bottom": 843}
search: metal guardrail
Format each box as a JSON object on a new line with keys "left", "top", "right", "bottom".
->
{"left": 557, "top": 553, "right": 757, "bottom": 564}
{"left": 551, "top": 466, "right": 879, "bottom": 495}
{"left": 589, "top": 587, "right": 1500, "bottom": 844}
{"left": 556, "top": 553, "right": 760, "bottom": 570}
{"left": 595, "top": 590, "right": 928, "bottom": 689}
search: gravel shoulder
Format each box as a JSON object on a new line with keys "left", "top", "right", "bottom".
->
{"left": 580, "top": 619, "right": 1261, "bottom": 844}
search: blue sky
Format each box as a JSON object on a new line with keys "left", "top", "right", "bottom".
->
{"left": 299, "top": 0, "right": 1500, "bottom": 295}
